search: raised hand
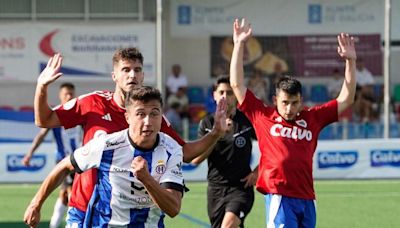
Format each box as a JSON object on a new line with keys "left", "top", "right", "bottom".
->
{"left": 225, "top": 117, "right": 234, "bottom": 134}
{"left": 37, "top": 53, "right": 63, "bottom": 86}
{"left": 212, "top": 97, "right": 228, "bottom": 137}
{"left": 337, "top": 33, "right": 357, "bottom": 61}
{"left": 233, "top": 18, "right": 252, "bottom": 44}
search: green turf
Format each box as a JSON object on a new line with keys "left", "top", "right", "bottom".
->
{"left": 2, "top": 180, "right": 400, "bottom": 227}
{"left": 0, "top": 184, "right": 58, "bottom": 227}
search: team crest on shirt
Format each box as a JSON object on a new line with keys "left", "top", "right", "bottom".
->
{"left": 235, "top": 136, "right": 246, "bottom": 148}
{"left": 155, "top": 160, "right": 166, "bottom": 174}
{"left": 295, "top": 119, "right": 307, "bottom": 128}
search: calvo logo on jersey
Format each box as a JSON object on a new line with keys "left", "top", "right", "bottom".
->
{"left": 317, "top": 151, "right": 358, "bottom": 169}
{"left": 7, "top": 154, "right": 46, "bottom": 172}
{"left": 370, "top": 150, "right": 400, "bottom": 167}
{"left": 270, "top": 124, "right": 312, "bottom": 141}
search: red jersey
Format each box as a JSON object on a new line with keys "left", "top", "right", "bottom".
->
{"left": 238, "top": 90, "right": 337, "bottom": 200}
{"left": 55, "top": 90, "right": 185, "bottom": 212}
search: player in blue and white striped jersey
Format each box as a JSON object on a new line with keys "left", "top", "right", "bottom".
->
{"left": 24, "top": 86, "right": 184, "bottom": 228}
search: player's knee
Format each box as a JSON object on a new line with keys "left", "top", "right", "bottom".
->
{"left": 221, "top": 212, "right": 241, "bottom": 228}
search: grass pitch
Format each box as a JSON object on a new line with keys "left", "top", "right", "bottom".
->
{"left": 1, "top": 180, "right": 399, "bottom": 227}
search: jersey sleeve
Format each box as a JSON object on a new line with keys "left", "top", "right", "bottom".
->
{"left": 159, "top": 146, "right": 184, "bottom": 193}
{"left": 54, "top": 95, "right": 87, "bottom": 129}
{"left": 198, "top": 115, "right": 211, "bottom": 138}
{"left": 237, "top": 89, "right": 274, "bottom": 124}
{"left": 70, "top": 135, "right": 106, "bottom": 174}
{"left": 311, "top": 100, "right": 338, "bottom": 128}
{"left": 161, "top": 116, "right": 185, "bottom": 146}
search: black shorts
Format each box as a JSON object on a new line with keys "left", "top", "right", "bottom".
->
{"left": 207, "top": 184, "right": 254, "bottom": 228}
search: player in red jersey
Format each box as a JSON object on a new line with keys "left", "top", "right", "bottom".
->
{"left": 31, "top": 48, "right": 227, "bottom": 227}
{"left": 230, "top": 18, "right": 357, "bottom": 228}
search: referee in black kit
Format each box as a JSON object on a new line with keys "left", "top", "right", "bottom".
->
{"left": 191, "top": 75, "right": 258, "bottom": 228}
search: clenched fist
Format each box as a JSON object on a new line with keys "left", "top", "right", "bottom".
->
{"left": 131, "top": 156, "right": 150, "bottom": 181}
{"left": 23, "top": 202, "right": 41, "bottom": 228}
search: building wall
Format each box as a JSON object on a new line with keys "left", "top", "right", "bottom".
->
{"left": 1, "top": 0, "right": 400, "bottom": 107}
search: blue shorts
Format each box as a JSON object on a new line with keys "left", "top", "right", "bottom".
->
{"left": 66, "top": 207, "right": 85, "bottom": 228}
{"left": 265, "top": 194, "right": 316, "bottom": 228}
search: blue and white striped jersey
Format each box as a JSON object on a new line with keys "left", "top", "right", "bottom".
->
{"left": 52, "top": 126, "right": 82, "bottom": 162}
{"left": 70, "top": 129, "right": 184, "bottom": 227}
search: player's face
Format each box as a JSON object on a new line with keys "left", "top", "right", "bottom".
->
{"left": 125, "top": 100, "right": 162, "bottom": 149}
{"left": 274, "top": 90, "right": 302, "bottom": 121}
{"left": 112, "top": 59, "right": 144, "bottom": 93}
{"left": 58, "top": 87, "right": 75, "bottom": 104}
{"left": 213, "top": 83, "right": 236, "bottom": 114}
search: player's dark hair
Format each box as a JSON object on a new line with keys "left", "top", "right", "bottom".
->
{"left": 213, "top": 75, "right": 230, "bottom": 91}
{"left": 113, "top": 47, "right": 144, "bottom": 65}
{"left": 60, "top": 82, "right": 75, "bottom": 91}
{"left": 275, "top": 76, "right": 302, "bottom": 96}
{"left": 125, "top": 86, "right": 163, "bottom": 108}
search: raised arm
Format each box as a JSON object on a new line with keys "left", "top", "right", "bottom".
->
{"left": 230, "top": 18, "right": 252, "bottom": 104}
{"left": 182, "top": 98, "right": 227, "bottom": 163}
{"left": 34, "top": 54, "right": 63, "bottom": 128}
{"left": 336, "top": 33, "right": 357, "bottom": 114}
{"left": 22, "top": 128, "right": 50, "bottom": 166}
{"left": 23, "top": 157, "right": 74, "bottom": 227}
{"left": 24, "top": 136, "right": 103, "bottom": 227}
{"left": 189, "top": 133, "right": 216, "bottom": 165}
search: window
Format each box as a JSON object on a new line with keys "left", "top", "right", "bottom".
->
{"left": 0, "top": 0, "right": 31, "bottom": 19}
{"left": 0, "top": 0, "right": 155, "bottom": 21}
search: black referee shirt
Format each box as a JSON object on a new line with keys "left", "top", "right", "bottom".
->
{"left": 198, "top": 110, "right": 257, "bottom": 187}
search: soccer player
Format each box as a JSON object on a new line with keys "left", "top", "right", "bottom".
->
{"left": 33, "top": 47, "right": 226, "bottom": 226}
{"left": 230, "top": 18, "right": 357, "bottom": 227}
{"left": 22, "top": 82, "right": 82, "bottom": 228}
{"left": 192, "top": 75, "right": 258, "bottom": 228}
{"left": 24, "top": 86, "right": 184, "bottom": 227}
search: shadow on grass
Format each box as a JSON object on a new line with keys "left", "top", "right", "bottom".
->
{"left": 0, "top": 221, "right": 50, "bottom": 227}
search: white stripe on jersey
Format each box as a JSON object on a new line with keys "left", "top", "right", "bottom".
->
{"left": 62, "top": 126, "right": 82, "bottom": 154}
{"left": 53, "top": 126, "right": 82, "bottom": 160}
{"left": 267, "top": 194, "right": 282, "bottom": 228}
